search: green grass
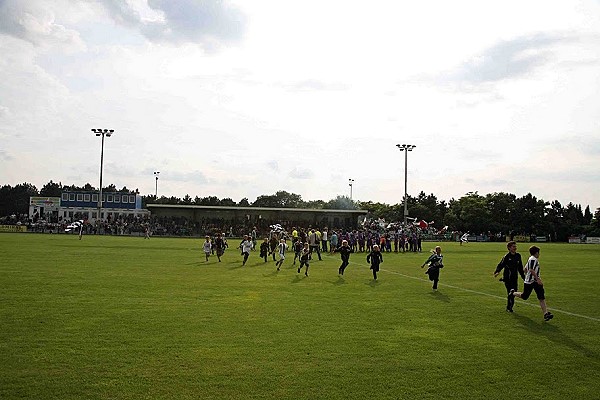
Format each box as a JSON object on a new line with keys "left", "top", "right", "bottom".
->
{"left": 1, "top": 233, "right": 599, "bottom": 399}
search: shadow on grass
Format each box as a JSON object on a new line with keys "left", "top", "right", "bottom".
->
{"left": 428, "top": 290, "right": 451, "bottom": 302}
{"left": 367, "top": 279, "right": 380, "bottom": 287}
{"left": 291, "top": 274, "right": 308, "bottom": 284}
{"left": 263, "top": 270, "right": 280, "bottom": 277}
{"left": 512, "top": 312, "right": 598, "bottom": 359}
{"left": 332, "top": 276, "right": 346, "bottom": 285}
{"left": 185, "top": 261, "right": 206, "bottom": 267}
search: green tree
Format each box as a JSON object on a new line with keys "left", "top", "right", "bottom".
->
{"left": 252, "top": 195, "right": 278, "bottom": 208}
{"left": 199, "top": 196, "right": 220, "bottom": 206}
{"left": 7, "top": 183, "right": 39, "bottom": 215}
{"left": 220, "top": 198, "right": 236, "bottom": 206}
{"left": 39, "top": 180, "right": 62, "bottom": 197}
{"left": 304, "top": 199, "right": 325, "bottom": 209}
{"left": 274, "top": 191, "right": 303, "bottom": 208}
{"left": 485, "top": 192, "right": 516, "bottom": 233}
{"left": 252, "top": 191, "right": 304, "bottom": 208}
{"left": 583, "top": 206, "right": 593, "bottom": 225}
{"left": 446, "top": 192, "right": 491, "bottom": 233}
{"left": 324, "top": 195, "right": 356, "bottom": 210}
{"left": 512, "top": 193, "right": 547, "bottom": 234}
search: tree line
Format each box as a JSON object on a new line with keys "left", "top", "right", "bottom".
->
{"left": 1, "top": 181, "right": 599, "bottom": 240}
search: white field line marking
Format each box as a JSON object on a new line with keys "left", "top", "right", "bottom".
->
{"left": 381, "top": 267, "right": 600, "bottom": 322}
{"left": 328, "top": 254, "right": 600, "bottom": 322}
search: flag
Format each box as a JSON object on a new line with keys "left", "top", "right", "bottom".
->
{"left": 65, "top": 220, "right": 84, "bottom": 232}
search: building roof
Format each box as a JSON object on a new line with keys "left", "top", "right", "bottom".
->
{"left": 146, "top": 204, "right": 367, "bottom": 214}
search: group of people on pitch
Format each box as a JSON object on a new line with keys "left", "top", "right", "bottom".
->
{"left": 236, "top": 233, "right": 385, "bottom": 279}
{"left": 494, "top": 241, "right": 554, "bottom": 321}
{"left": 210, "top": 233, "right": 554, "bottom": 321}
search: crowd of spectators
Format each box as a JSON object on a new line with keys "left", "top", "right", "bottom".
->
{"left": 0, "top": 212, "right": 522, "bottom": 244}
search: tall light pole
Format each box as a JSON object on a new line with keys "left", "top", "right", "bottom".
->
{"left": 92, "top": 128, "right": 113, "bottom": 223}
{"left": 154, "top": 171, "right": 160, "bottom": 198}
{"left": 348, "top": 178, "right": 355, "bottom": 200}
{"left": 396, "top": 144, "right": 416, "bottom": 225}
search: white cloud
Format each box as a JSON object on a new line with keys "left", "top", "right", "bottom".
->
{"left": 0, "top": 0, "right": 85, "bottom": 52}
{"left": 98, "top": 0, "right": 245, "bottom": 49}
{"left": 0, "top": 0, "right": 599, "bottom": 212}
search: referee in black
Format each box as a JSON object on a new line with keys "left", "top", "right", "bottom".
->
{"left": 493, "top": 241, "right": 525, "bottom": 312}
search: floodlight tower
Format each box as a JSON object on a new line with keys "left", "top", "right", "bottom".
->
{"left": 396, "top": 144, "right": 416, "bottom": 225}
{"left": 349, "top": 178, "right": 355, "bottom": 200}
{"left": 154, "top": 171, "right": 160, "bottom": 198}
{"left": 92, "top": 128, "right": 114, "bottom": 223}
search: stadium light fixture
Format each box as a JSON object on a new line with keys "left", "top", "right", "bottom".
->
{"left": 92, "top": 128, "right": 114, "bottom": 224}
{"left": 154, "top": 171, "right": 160, "bottom": 198}
{"left": 396, "top": 144, "right": 416, "bottom": 225}
{"left": 348, "top": 178, "right": 355, "bottom": 200}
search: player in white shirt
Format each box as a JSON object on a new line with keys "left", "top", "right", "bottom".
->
{"left": 202, "top": 236, "right": 212, "bottom": 262}
{"left": 275, "top": 238, "right": 288, "bottom": 271}
{"left": 239, "top": 235, "right": 253, "bottom": 266}
{"left": 509, "top": 245, "right": 554, "bottom": 321}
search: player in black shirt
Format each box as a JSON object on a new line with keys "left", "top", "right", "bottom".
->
{"left": 334, "top": 240, "right": 354, "bottom": 276}
{"left": 494, "top": 241, "right": 525, "bottom": 312}
{"left": 367, "top": 244, "right": 383, "bottom": 280}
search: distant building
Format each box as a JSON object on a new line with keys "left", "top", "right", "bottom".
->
{"left": 29, "top": 191, "right": 149, "bottom": 223}
{"left": 147, "top": 204, "right": 367, "bottom": 230}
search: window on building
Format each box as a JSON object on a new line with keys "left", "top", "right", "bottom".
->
{"left": 129, "top": 195, "right": 135, "bottom": 203}
{"left": 62, "top": 193, "right": 68, "bottom": 201}
{"left": 92, "top": 194, "right": 98, "bottom": 202}
{"left": 107, "top": 194, "right": 113, "bottom": 202}
{"left": 84, "top": 194, "right": 90, "bottom": 202}
{"left": 77, "top": 194, "right": 83, "bottom": 201}
{"left": 122, "top": 196, "right": 128, "bottom": 203}
{"left": 69, "top": 193, "right": 75, "bottom": 201}
{"left": 114, "top": 194, "right": 120, "bottom": 202}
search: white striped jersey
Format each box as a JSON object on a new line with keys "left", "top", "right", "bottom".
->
{"left": 524, "top": 255, "right": 541, "bottom": 284}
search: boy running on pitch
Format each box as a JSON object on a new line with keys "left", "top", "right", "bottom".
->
{"left": 494, "top": 241, "right": 525, "bottom": 312}
{"left": 275, "top": 238, "right": 288, "bottom": 271}
{"left": 202, "top": 236, "right": 212, "bottom": 262}
{"left": 259, "top": 238, "right": 270, "bottom": 262}
{"left": 297, "top": 242, "right": 311, "bottom": 276}
{"left": 334, "top": 239, "right": 353, "bottom": 276}
{"left": 292, "top": 239, "right": 303, "bottom": 265}
{"left": 421, "top": 246, "right": 444, "bottom": 291}
{"left": 367, "top": 244, "right": 383, "bottom": 280}
{"left": 509, "top": 246, "right": 554, "bottom": 321}
{"left": 239, "top": 235, "right": 253, "bottom": 266}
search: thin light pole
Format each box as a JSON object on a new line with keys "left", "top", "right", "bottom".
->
{"left": 396, "top": 144, "right": 416, "bottom": 225}
{"left": 92, "top": 129, "right": 113, "bottom": 224}
{"left": 349, "top": 178, "right": 354, "bottom": 200}
{"left": 154, "top": 171, "right": 160, "bottom": 198}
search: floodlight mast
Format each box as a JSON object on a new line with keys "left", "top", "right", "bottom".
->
{"left": 348, "top": 178, "right": 355, "bottom": 200}
{"left": 396, "top": 144, "right": 416, "bottom": 225}
{"left": 92, "top": 129, "right": 114, "bottom": 225}
{"left": 154, "top": 171, "right": 160, "bottom": 198}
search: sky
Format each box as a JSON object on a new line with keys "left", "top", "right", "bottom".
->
{"left": 1, "top": 0, "right": 599, "bottom": 211}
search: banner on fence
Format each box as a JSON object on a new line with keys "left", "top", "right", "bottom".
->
{"left": 586, "top": 237, "right": 600, "bottom": 244}
{"left": 0, "top": 225, "right": 27, "bottom": 233}
{"left": 506, "top": 235, "right": 531, "bottom": 242}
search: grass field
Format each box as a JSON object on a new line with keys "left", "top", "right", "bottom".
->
{"left": 1, "top": 233, "right": 599, "bottom": 400}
